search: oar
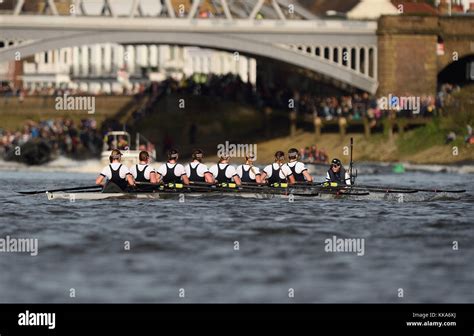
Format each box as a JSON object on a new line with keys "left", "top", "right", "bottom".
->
{"left": 343, "top": 186, "right": 418, "bottom": 194}
{"left": 313, "top": 183, "right": 418, "bottom": 194}
{"left": 18, "top": 185, "right": 103, "bottom": 195}
{"left": 354, "top": 184, "right": 466, "bottom": 193}
{"left": 135, "top": 181, "right": 220, "bottom": 193}
{"left": 240, "top": 182, "right": 266, "bottom": 186}
{"left": 137, "top": 181, "right": 309, "bottom": 195}
{"left": 293, "top": 181, "right": 327, "bottom": 187}
{"left": 241, "top": 181, "right": 327, "bottom": 188}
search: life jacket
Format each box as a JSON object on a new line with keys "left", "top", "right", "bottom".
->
{"left": 108, "top": 164, "right": 128, "bottom": 190}
{"left": 267, "top": 163, "right": 286, "bottom": 184}
{"left": 240, "top": 165, "right": 257, "bottom": 183}
{"left": 287, "top": 162, "right": 306, "bottom": 182}
{"left": 135, "top": 164, "right": 149, "bottom": 182}
{"left": 216, "top": 164, "right": 232, "bottom": 183}
{"left": 162, "top": 163, "right": 181, "bottom": 184}
{"left": 327, "top": 166, "right": 347, "bottom": 185}
{"left": 188, "top": 162, "right": 205, "bottom": 182}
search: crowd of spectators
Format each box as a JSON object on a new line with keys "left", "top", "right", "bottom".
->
{"left": 0, "top": 74, "right": 466, "bottom": 162}
{"left": 2, "top": 75, "right": 457, "bottom": 124}
{"left": 0, "top": 118, "right": 102, "bottom": 159}
{"left": 0, "top": 84, "right": 141, "bottom": 98}
{"left": 299, "top": 145, "right": 329, "bottom": 164}
{"left": 128, "top": 74, "right": 452, "bottom": 128}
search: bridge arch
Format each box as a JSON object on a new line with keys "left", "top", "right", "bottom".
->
{"left": 438, "top": 54, "right": 474, "bottom": 87}
{"left": 0, "top": 31, "right": 377, "bottom": 93}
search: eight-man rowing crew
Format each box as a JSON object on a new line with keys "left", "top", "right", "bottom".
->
{"left": 95, "top": 148, "right": 352, "bottom": 192}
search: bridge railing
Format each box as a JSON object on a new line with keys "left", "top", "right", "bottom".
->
{"left": 3, "top": 0, "right": 318, "bottom": 20}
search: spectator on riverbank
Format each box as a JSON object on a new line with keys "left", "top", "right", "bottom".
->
{"left": 0, "top": 118, "right": 102, "bottom": 159}
{"left": 466, "top": 125, "right": 474, "bottom": 144}
{"left": 300, "top": 145, "right": 329, "bottom": 163}
{"left": 445, "top": 131, "right": 456, "bottom": 144}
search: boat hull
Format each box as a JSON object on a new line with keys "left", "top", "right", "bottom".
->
{"left": 46, "top": 191, "right": 356, "bottom": 201}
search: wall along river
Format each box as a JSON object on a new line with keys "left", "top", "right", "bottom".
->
{"left": 0, "top": 169, "right": 473, "bottom": 303}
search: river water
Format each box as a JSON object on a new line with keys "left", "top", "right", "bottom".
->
{"left": 0, "top": 168, "right": 473, "bottom": 303}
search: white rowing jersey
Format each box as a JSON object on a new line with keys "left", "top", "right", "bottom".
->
{"left": 156, "top": 162, "right": 186, "bottom": 180}
{"left": 285, "top": 161, "right": 307, "bottom": 174}
{"left": 99, "top": 163, "right": 131, "bottom": 180}
{"left": 236, "top": 164, "right": 261, "bottom": 180}
{"left": 263, "top": 163, "right": 293, "bottom": 180}
{"left": 185, "top": 161, "right": 210, "bottom": 178}
{"left": 130, "top": 164, "right": 156, "bottom": 180}
{"left": 209, "top": 163, "right": 238, "bottom": 180}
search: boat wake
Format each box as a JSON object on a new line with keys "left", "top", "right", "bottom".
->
{"left": 0, "top": 156, "right": 103, "bottom": 173}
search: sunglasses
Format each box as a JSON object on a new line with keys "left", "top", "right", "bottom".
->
{"left": 332, "top": 163, "right": 341, "bottom": 167}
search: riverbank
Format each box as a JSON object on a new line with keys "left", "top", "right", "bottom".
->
{"left": 0, "top": 96, "right": 133, "bottom": 130}
{"left": 251, "top": 131, "right": 474, "bottom": 165}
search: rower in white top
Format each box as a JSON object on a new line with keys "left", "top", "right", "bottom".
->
{"left": 96, "top": 149, "right": 136, "bottom": 192}
{"left": 130, "top": 151, "right": 158, "bottom": 184}
{"left": 284, "top": 148, "right": 313, "bottom": 183}
{"left": 261, "top": 150, "right": 296, "bottom": 185}
{"left": 156, "top": 149, "right": 190, "bottom": 185}
{"left": 236, "top": 152, "right": 262, "bottom": 183}
{"left": 209, "top": 154, "right": 242, "bottom": 186}
{"left": 185, "top": 149, "right": 215, "bottom": 184}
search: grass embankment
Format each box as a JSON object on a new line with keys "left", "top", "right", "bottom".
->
{"left": 250, "top": 130, "right": 473, "bottom": 165}
{"left": 396, "top": 85, "right": 474, "bottom": 164}
{"left": 251, "top": 86, "right": 474, "bottom": 165}
{"left": 0, "top": 96, "right": 133, "bottom": 130}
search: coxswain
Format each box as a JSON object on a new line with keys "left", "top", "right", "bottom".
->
{"left": 156, "top": 149, "right": 190, "bottom": 185}
{"left": 130, "top": 150, "right": 158, "bottom": 184}
{"left": 261, "top": 150, "right": 295, "bottom": 185}
{"left": 185, "top": 149, "right": 215, "bottom": 184}
{"left": 325, "top": 158, "right": 351, "bottom": 185}
{"left": 284, "top": 148, "right": 313, "bottom": 183}
{"left": 236, "top": 152, "right": 262, "bottom": 183}
{"left": 96, "top": 149, "right": 135, "bottom": 192}
{"left": 209, "top": 154, "right": 241, "bottom": 186}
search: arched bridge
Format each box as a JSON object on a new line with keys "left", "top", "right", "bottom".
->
{"left": 0, "top": 0, "right": 378, "bottom": 93}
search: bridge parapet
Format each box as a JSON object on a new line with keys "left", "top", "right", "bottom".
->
{"left": 4, "top": 0, "right": 318, "bottom": 20}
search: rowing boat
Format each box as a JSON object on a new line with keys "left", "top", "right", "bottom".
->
{"left": 46, "top": 190, "right": 367, "bottom": 201}
{"left": 21, "top": 137, "right": 468, "bottom": 202}
{"left": 46, "top": 186, "right": 465, "bottom": 203}
{"left": 44, "top": 188, "right": 466, "bottom": 202}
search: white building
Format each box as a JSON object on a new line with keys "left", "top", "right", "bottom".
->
{"left": 21, "top": 44, "right": 257, "bottom": 94}
{"left": 347, "top": 0, "right": 399, "bottom": 20}
{"left": 0, "top": 40, "right": 20, "bottom": 86}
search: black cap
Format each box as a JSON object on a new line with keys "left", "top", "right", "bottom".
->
{"left": 331, "top": 158, "right": 341, "bottom": 165}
